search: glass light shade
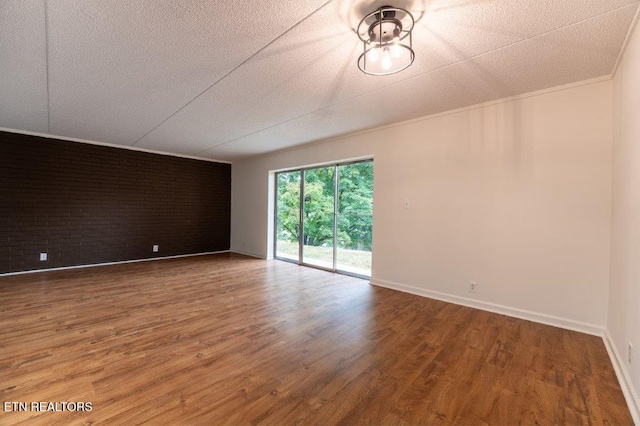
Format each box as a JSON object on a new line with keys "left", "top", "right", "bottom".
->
{"left": 367, "top": 46, "right": 380, "bottom": 63}
{"left": 391, "top": 43, "right": 402, "bottom": 58}
{"left": 381, "top": 48, "right": 392, "bottom": 70}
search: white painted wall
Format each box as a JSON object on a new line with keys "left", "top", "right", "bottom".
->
{"left": 609, "top": 16, "right": 640, "bottom": 422}
{"left": 231, "top": 80, "right": 613, "bottom": 330}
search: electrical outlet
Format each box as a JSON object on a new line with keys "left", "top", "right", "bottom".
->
{"left": 629, "top": 342, "right": 633, "bottom": 364}
{"left": 39, "top": 252, "right": 47, "bottom": 261}
{"left": 468, "top": 281, "right": 477, "bottom": 293}
{"left": 152, "top": 244, "right": 159, "bottom": 253}
{"left": 403, "top": 200, "right": 410, "bottom": 209}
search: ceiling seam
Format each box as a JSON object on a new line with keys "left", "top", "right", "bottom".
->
{"left": 44, "top": 0, "right": 51, "bottom": 133}
{"left": 130, "top": 0, "right": 335, "bottom": 147}
{"left": 196, "top": 1, "right": 640, "bottom": 155}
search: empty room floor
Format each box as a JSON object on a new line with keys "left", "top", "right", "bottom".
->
{"left": 0, "top": 253, "right": 632, "bottom": 425}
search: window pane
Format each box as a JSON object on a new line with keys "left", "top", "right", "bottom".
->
{"left": 275, "top": 171, "right": 300, "bottom": 261}
{"left": 302, "top": 166, "right": 335, "bottom": 269}
{"left": 336, "top": 161, "right": 373, "bottom": 276}
{"left": 338, "top": 162, "right": 373, "bottom": 216}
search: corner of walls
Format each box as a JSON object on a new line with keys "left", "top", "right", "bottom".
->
{"left": 604, "top": 329, "right": 640, "bottom": 425}
{"left": 230, "top": 249, "right": 267, "bottom": 260}
{"left": 607, "top": 4, "right": 640, "bottom": 424}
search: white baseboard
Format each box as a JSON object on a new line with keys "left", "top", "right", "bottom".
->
{"left": 0, "top": 250, "right": 230, "bottom": 277}
{"left": 369, "top": 278, "right": 639, "bottom": 422}
{"left": 603, "top": 329, "right": 640, "bottom": 425}
{"left": 230, "top": 249, "right": 266, "bottom": 259}
{"left": 369, "top": 278, "right": 605, "bottom": 336}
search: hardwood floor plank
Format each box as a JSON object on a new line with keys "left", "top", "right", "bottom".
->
{"left": 0, "top": 253, "right": 633, "bottom": 425}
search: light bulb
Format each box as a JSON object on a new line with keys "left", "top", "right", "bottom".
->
{"left": 391, "top": 43, "right": 402, "bottom": 58}
{"left": 381, "top": 47, "right": 393, "bottom": 71}
{"left": 367, "top": 46, "right": 380, "bottom": 63}
{"left": 392, "top": 28, "right": 401, "bottom": 58}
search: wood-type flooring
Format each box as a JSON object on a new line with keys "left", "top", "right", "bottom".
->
{"left": 0, "top": 253, "right": 633, "bottom": 425}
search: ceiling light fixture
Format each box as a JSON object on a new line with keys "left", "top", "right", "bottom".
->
{"left": 357, "top": 6, "right": 415, "bottom": 76}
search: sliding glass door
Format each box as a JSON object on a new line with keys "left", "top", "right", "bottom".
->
{"left": 275, "top": 171, "right": 301, "bottom": 261}
{"left": 275, "top": 160, "right": 372, "bottom": 278}
{"left": 302, "top": 166, "right": 335, "bottom": 269}
{"left": 336, "top": 162, "right": 373, "bottom": 276}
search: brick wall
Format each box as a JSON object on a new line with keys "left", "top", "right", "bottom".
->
{"left": 0, "top": 131, "right": 231, "bottom": 274}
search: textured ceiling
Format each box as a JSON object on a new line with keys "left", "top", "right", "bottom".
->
{"left": 0, "top": 0, "right": 638, "bottom": 161}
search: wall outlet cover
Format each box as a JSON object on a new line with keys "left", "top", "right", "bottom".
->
{"left": 153, "top": 244, "right": 159, "bottom": 252}
{"left": 40, "top": 252, "right": 47, "bottom": 261}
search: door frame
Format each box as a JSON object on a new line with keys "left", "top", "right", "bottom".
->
{"left": 273, "top": 159, "right": 373, "bottom": 279}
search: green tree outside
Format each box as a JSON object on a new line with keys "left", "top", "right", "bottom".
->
{"left": 276, "top": 161, "right": 373, "bottom": 252}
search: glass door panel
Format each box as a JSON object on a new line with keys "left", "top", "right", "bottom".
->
{"left": 336, "top": 162, "right": 373, "bottom": 276}
{"left": 274, "top": 160, "right": 373, "bottom": 278}
{"left": 275, "top": 171, "right": 301, "bottom": 261}
{"left": 302, "top": 166, "right": 335, "bottom": 269}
